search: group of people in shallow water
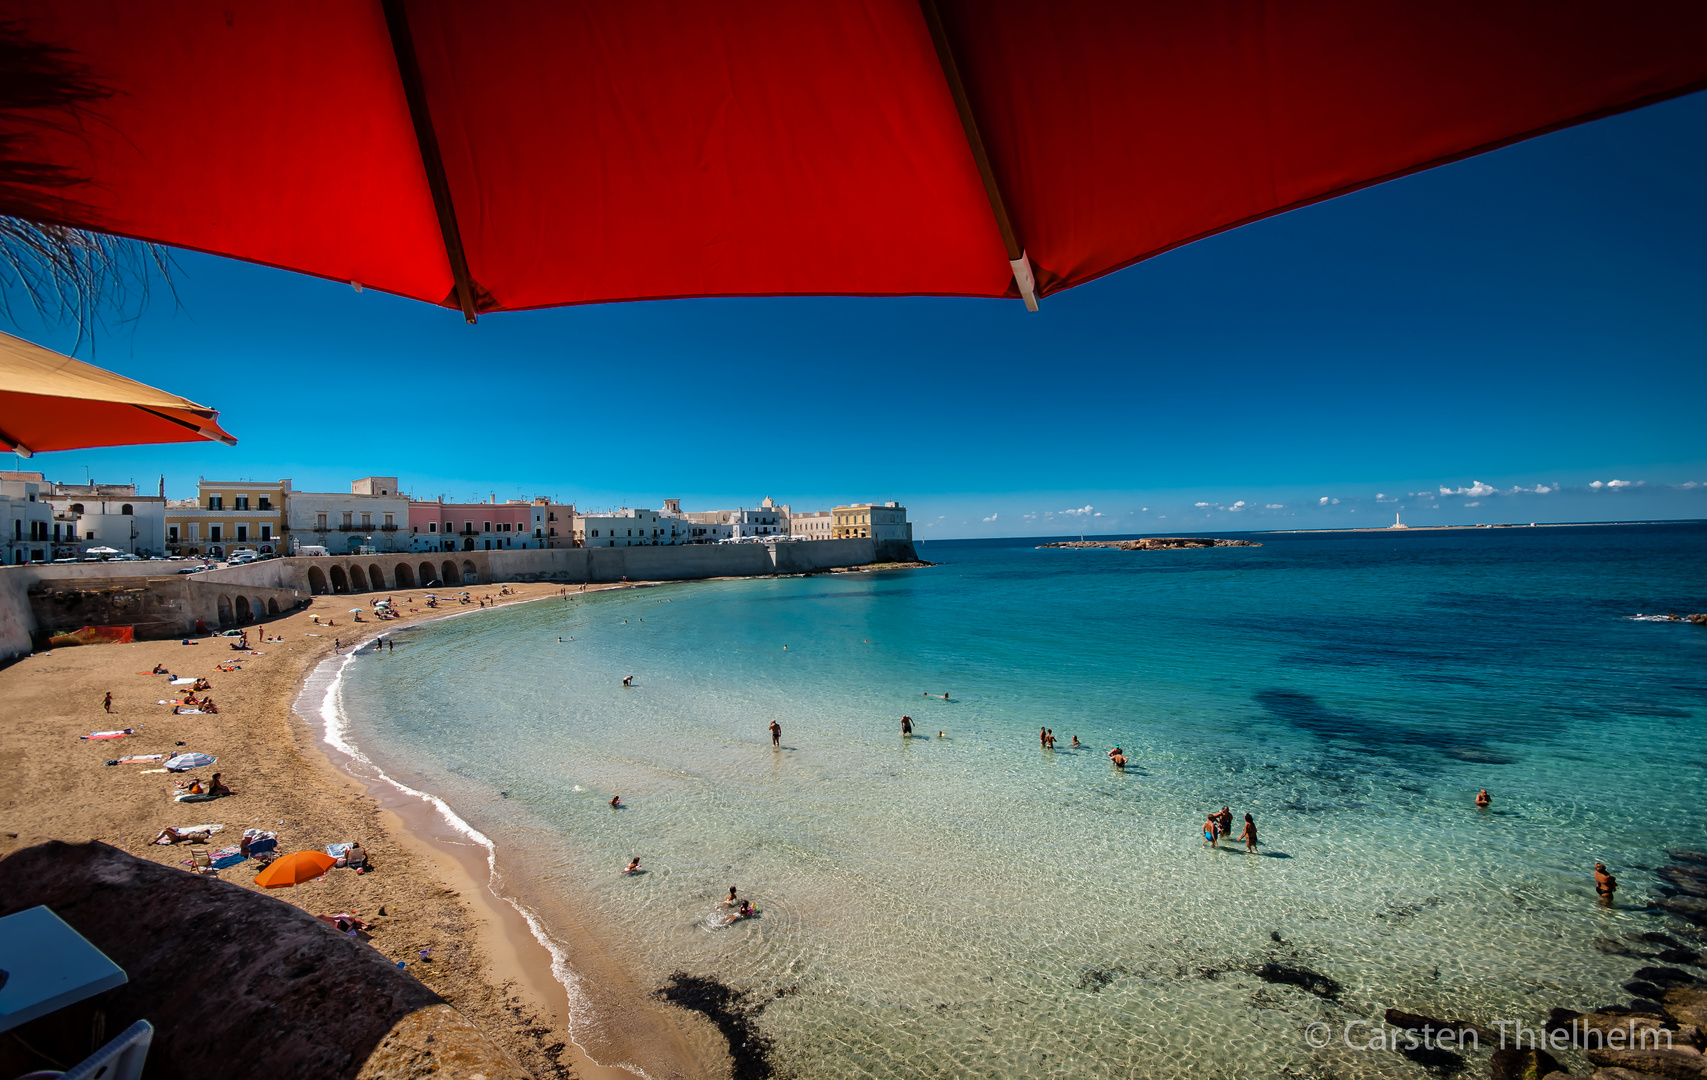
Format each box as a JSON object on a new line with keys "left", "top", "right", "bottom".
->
{"left": 1202, "top": 806, "right": 1259, "bottom": 851}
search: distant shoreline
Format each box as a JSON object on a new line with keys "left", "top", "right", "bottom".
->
{"left": 1255, "top": 518, "right": 1698, "bottom": 535}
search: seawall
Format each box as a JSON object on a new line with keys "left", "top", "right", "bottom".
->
{"left": 0, "top": 537, "right": 919, "bottom": 660}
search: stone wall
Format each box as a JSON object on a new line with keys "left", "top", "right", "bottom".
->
{"left": 0, "top": 537, "right": 919, "bottom": 659}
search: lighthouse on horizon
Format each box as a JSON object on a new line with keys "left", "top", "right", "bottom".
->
{"left": 1388, "top": 512, "right": 1408, "bottom": 530}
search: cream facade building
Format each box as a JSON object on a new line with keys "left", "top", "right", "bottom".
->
{"left": 790, "top": 510, "right": 832, "bottom": 540}
{"left": 831, "top": 502, "right": 912, "bottom": 541}
{"left": 166, "top": 478, "right": 291, "bottom": 557}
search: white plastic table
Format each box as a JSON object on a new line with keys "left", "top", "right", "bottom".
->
{"left": 0, "top": 905, "right": 128, "bottom": 1033}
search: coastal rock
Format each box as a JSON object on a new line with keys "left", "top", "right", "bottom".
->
{"left": 1686, "top": 614, "right": 1707, "bottom": 626}
{"left": 1584, "top": 1046, "right": 1707, "bottom": 1080}
{"left": 1387, "top": 1007, "right": 1494, "bottom": 1040}
{"left": 1636, "top": 969, "right": 1704, "bottom": 989}
{"left": 1253, "top": 962, "right": 1341, "bottom": 998}
{"left": 1667, "top": 989, "right": 1707, "bottom": 1031}
{"left": 1036, "top": 537, "right": 1261, "bottom": 551}
{"left": 0, "top": 841, "right": 527, "bottom": 1080}
{"left": 1656, "top": 897, "right": 1707, "bottom": 925}
{"left": 1549, "top": 1009, "right": 1672, "bottom": 1047}
{"left": 1668, "top": 851, "right": 1707, "bottom": 867}
{"left": 1492, "top": 1046, "right": 1564, "bottom": 1080}
{"left": 1593, "top": 1070, "right": 1670, "bottom": 1080}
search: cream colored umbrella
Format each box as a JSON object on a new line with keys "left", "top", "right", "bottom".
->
{"left": 0, "top": 329, "right": 236, "bottom": 456}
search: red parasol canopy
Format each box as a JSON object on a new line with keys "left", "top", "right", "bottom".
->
{"left": 2, "top": 1, "right": 1704, "bottom": 319}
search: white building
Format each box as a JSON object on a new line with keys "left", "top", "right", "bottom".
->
{"left": 790, "top": 510, "right": 832, "bottom": 540}
{"left": 285, "top": 476, "right": 409, "bottom": 555}
{"left": 683, "top": 497, "right": 790, "bottom": 542}
{"left": 0, "top": 475, "right": 53, "bottom": 564}
{"left": 573, "top": 508, "right": 691, "bottom": 547}
{"left": 1, "top": 474, "right": 169, "bottom": 558}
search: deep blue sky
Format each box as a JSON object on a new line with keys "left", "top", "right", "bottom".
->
{"left": 9, "top": 91, "right": 1705, "bottom": 538}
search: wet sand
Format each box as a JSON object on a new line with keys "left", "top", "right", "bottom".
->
{"left": 0, "top": 579, "right": 714, "bottom": 1080}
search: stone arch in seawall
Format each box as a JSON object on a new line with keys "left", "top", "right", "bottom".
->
{"left": 308, "top": 565, "right": 328, "bottom": 594}
{"left": 329, "top": 565, "right": 348, "bottom": 593}
{"left": 217, "top": 594, "right": 234, "bottom": 627}
{"left": 349, "top": 564, "right": 368, "bottom": 592}
{"left": 234, "top": 596, "right": 251, "bottom": 622}
{"left": 369, "top": 563, "right": 386, "bottom": 591}
{"left": 442, "top": 560, "right": 457, "bottom": 585}
{"left": 394, "top": 562, "right": 415, "bottom": 588}
{"left": 461, "top": 560, "right": 477, "bottom": 584}
{"left": 420, "top": 562, "right": 436, "bottom": 587}
{"left": 267, "top": 597, "right": 280, "bottom": 615}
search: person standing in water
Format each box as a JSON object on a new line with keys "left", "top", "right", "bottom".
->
{"left": 1594, "top": 863, "right": 1617, "bottom": 905}
{"left": 721, "top": 886, "right": 738, "bottom": 908}
{"left": 1203, "top": 813, "right": 1220, "bottom": 848}
{"left": 901, "top": 715, "right": 913, "bottom": 736}
{"left": 769, "top": 719, "right": 781, "bottom": 747}
{"left": 1239, "top": 813, "right": 1258, "bottom": 852}
{"left": 1476, "top": 789, "right": 1491, "bottom": 808}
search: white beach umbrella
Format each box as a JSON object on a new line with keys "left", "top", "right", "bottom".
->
{"left": 164, "top": 752, "right": 215, "bottom": 771}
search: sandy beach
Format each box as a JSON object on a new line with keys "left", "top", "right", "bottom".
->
{"left": 0, "top": 579, "right": 709, "bottom": 1080}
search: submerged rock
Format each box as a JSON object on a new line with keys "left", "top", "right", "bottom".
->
{"left": 1253, "top": 962, "right": 1341, "bottom": 999}
{"left": 1490, "top": 1046, "right": 1563, "bottom": 1080}
{"left": 1386, "top": 1007, "right": 1493, "bottom": 1040}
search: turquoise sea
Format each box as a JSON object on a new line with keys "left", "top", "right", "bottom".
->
{"left": 324, "top": 523, "right": 1707, "bottom": 1079}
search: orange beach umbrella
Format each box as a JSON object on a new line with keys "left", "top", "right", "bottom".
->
{"left": 0, "top": 329, "right": 237, "bottom": 457}
{"left": 253, "top": 850, "right": 336, "bottom": 889}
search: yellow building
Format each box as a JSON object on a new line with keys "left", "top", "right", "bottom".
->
{"left": 831, "top": 502, "right": 912, "bottom": 541}
{"left": 165, "top": 479, "right": 291, "bottom": 558}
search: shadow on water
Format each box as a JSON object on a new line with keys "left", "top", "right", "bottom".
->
{"left": 654, "top": 972, "right": 778, "bottom": 1080}
{"left": 1254, "top": 689, "right": 1517, "bottom": 764}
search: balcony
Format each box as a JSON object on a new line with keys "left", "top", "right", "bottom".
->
{"left": 312, "top": 525, "right": 330, "bottom": 533}
{"left": 379, "top": 523, "right": 400, "bottom": 531}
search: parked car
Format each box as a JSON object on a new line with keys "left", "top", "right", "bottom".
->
{"left": 175, "top": 566, "right": 207, "bottom": 575}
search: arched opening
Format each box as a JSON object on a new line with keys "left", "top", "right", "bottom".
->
{"left": 368, "top": 563, "right": 386, "bottom": 591}
{"left": 349, "top": 564, "right": 369, "bottom": 592}
{"left": 419, "top": 562, "right": 436, "bottom": 587}
{"left": 267, "top": 597, "right": 280, "bottom": 615}
{"left": 216, "top": 595, "right": 234, "bottom": 627}
{"left": 307, "top": 566, "right": 328, "bottom": 594}
{"left": 252, "top": 597, "right": 265, "bottom": 622}
{"left": 462, "top": 536, "right": 475, "bottom": 551}
{"left": 120, "top": 504, "right": 133, "bottom": 515}
{"left": 461, "top": 560, "right": 478, "bottom": 584}
{"left": 394, "top": 563, "right": 416, "bottom": 589}
{"left": 329, "top": 565, "right": 348, "bottom": 593}
{"left": 235, "top": 596, "right": 252, "bottom": 623}
{"left": 441, "top": 560, "right": 457, "bottom": 586}
{"left": 69, "top": 503, "right": 84, "bottom": 514}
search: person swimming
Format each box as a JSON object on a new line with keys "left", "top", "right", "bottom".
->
{"left": 624, "top": 857, "right": 641, "bottom": 873}
{"left": 609, "top": 795, "right": 622, "bottom": 808}
{"left": 1071, "top": 735, "right": 1080, "bottom": 748}
{"left": 720, "top": 885, "right": 738, "bottom": 907}
{"left": 1476, "top": 789, "right": 1490, "bottom": 807}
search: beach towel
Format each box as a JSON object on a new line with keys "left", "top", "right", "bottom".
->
{"left": 170, "top": 677, "right": 198, "bottom": 685}
{"left": 116, "top": 754, "right": 166, "bottom": 763}
{"left": 209, "top": 847, "right": 246, "bottom": 869}
{"left": 173, "top": 792, "right": 218, "bottom": 803}
{"left": 174, "top": 823, "right": 224, "bottom": 835}
{"left": 82, "top": 729, "right": 135, "bottom": 740}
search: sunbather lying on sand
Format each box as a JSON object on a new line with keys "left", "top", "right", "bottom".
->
{"left": 317, "top": 912, "right": 373, "bottom": 932}
{"left": 152, "top": 824, "right": 220, "bottom": 844}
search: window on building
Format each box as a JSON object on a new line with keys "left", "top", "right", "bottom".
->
{"left": 383, "top": 513, "right": 394, "bottom": 527}
{"left": 168, "top": 526, "right": 179, "bottom": 542}
{"left": 261, "top": 525, "right": 271, "bottom": 540}
{"left": 210, "top": 525, "right": 222, "bottom": 541}
{"left": 235, "top": 495, "right": 249, "bottom": 510}
{"left": 464, "top": 521, "right": 473, "bottom": 534}
{"left": 207, "top": 496, "right": 222, "bottom": 510}
{"left": 483, "top": 521, "right": 491, "bottom": 532}
{"left": 428, "top": 522, "right": 437, "bottom": 533}
{"left": 237, "top": 525, "right": 248, "bottom": 541}
{"left": 342, "top": 511, "right": 353, "bottom": 528}
{"left": 361, "top": 512, "right": 371, "bottom": 528}
{"left": 258, "top": 497, "right": 271, "bottom": 510}
{"left": 121, "top": 504, "right": 133, "bottom": 515}
{"left": 316, "top": 512, "right": 328, "bottom": 529}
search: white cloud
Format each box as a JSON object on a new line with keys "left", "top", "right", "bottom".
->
{"left": 1589, "top": 481, "right": 1604, "bottom": 489}
{"left": 981, "top": 513, "right": 998, "bottom": 522}
{"left": 1059, "top": 505, "right": 1094, "bottom": 517}
{"left": 1265, "top": 503, "right": 1284, "bottom": 509}
{"left": 1376, "top": 493, "right": 1387, "bottom": 500}
{"left": 1318, "top": 496, "right": 1330, "bottom": 505}
{"left": 1230, "top": 501, "right": 1246, "bottom": 511}
{"left": 1195, "top": 502, "right": 1211, "bottom": 508}
{"left": 1332, "top": 498, "right": 1340, "bottom": 504}
{"left": 1466, "top": 501, "right": 1480, "bottom": 508}
{"left": 1141, "top": 507, "right": 1149, "bottom": 511}
{"left": 1441, "top": 481, "right": 1497, "bottom": 497}
{"left": 1682, "top": 482, "right": 1700, "bottom": 490}
{"left": 1093, "top": 512, "right": 1103, "bottom": 517}
{"left": 1607, "top": 479, "right": 1634, "bottom": 489}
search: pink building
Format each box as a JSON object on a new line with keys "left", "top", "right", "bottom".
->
{"left": 408, "top": 498, "right": 538, "bottom": 552}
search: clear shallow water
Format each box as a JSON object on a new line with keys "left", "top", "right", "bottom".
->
{"left": 337, "top": 524, "right": 1707, "bottom": 1079}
